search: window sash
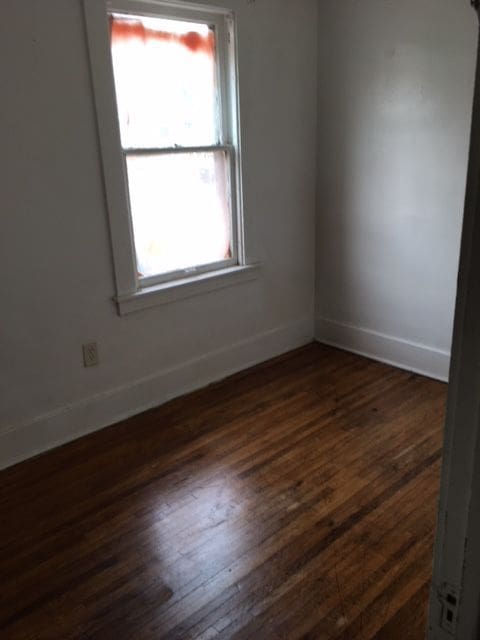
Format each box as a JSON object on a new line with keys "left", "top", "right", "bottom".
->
{"left": 107, "top": 0, "right": 233, "bottom": 150}
{"left": 123, "top": 145, "right": 239, "bottom": 287}
{"left": 140, "top": 256, "right": 238, "bottom": 288}
{"left": 121, "top": 144, "right": 233, "bottom": 156}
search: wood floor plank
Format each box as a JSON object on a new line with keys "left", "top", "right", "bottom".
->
{"left": 0, "top": 344, "right": 446, "bottom": 639}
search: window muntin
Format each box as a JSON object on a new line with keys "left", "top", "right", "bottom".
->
{"left": 108, "top": 9, "right": 238, "bottom": 284}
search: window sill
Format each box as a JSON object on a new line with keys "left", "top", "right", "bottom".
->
{"left": 115, "top": 264, "right": 260, "bottom": 316}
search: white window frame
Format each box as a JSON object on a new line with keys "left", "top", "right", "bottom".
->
{"left": 84, "top": 0, "right": 258, "bottom": 315}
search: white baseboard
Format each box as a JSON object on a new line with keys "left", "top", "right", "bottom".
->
{"left": 0, "top": 318, "right": 313, "bottom": 471}
{"left": 315, "top": 317, "right": 450, "bottom": 383}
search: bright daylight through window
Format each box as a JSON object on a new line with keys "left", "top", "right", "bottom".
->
{"left": 109, "top": 8, "right": 239, "bottom": 284}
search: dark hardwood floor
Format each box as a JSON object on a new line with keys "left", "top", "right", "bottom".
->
{"left": 0, "top": 344, "right": 447, "bottom": 639}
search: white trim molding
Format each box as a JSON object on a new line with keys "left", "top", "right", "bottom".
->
{"left": 116, "top": 264, "right": 260, "bottom": 314}
{"left": 315, "top": 316, "right": 450, "bottom": 382}
{"left": 0, "top": 318, "right": 313, "bottom": 471}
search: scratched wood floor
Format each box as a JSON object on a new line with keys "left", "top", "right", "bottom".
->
{"left": 0, "top": 344, "right": 447, "bottom": 640}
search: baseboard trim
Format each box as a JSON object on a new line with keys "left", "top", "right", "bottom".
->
{"left": 315, "top": 317, "right": 450, "bottom": 383}
{"left": 0, "top": 318, "right": 313, "bottom": 471}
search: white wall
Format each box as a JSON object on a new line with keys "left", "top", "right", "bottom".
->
{"left": 315, "top": 0, "right": 477, "bottom": 381}
{"left": 0, "top": 0, "right": 318, "bottom": 469}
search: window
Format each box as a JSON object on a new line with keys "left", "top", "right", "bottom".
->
{"left": 84, "top": 0, "right": 256, "bottom": 314}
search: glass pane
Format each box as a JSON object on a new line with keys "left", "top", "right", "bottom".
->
{"left": 110, "top": 13, "right": 219, "bottom": 149}
{"left": 126, "top": 152, "right": 233, "bottom": 278}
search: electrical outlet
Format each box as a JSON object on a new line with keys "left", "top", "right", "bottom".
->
{"left": 83, "top": 342, "right": 99, "bottom": 368}
{"left": 439, "top": 583, "right": 459, "bottom": 635}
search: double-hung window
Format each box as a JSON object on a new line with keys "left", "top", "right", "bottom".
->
{"left": 84, "top": 0, "right": 254, "bottom": 314}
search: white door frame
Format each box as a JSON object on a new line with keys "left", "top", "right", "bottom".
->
{"left": 428, "top": 4, "right": 480, "bottom": 638}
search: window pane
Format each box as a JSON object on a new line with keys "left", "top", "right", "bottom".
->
{"left": 126, "top": 152, "right": 233, "bottom": 278}
{"left": 110, "top": 14, "right": 219, "bottom": 149}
